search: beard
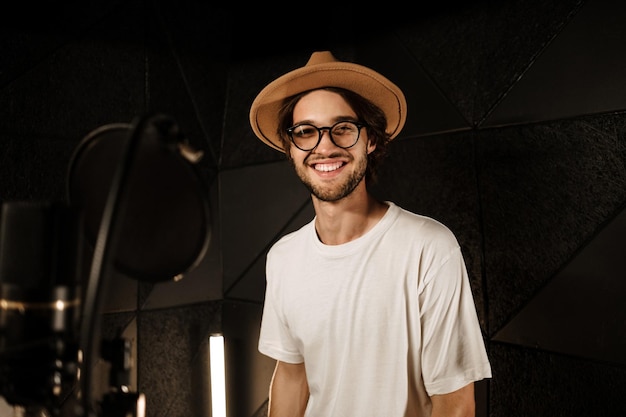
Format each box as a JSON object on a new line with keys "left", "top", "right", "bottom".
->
{"left": 293, "top": 150, "right": 368, "bottom": 202}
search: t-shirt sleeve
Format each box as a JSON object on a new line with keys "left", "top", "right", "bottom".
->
{"left": 258, "top": 255, "right": 304, "bottom": 364}
{"left": 419, "top": 246, "right": 492, "bottom": 395}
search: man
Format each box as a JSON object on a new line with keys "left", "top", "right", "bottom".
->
{"left": 249, "top": 51, "right": 492, "bottom": 417}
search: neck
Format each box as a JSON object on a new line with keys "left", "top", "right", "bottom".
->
{"left": 312, "top": 186, "right": 388, "bottom": 245}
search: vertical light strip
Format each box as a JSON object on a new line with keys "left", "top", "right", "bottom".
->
{"left": 209, "top": 334, "right": 227, "bottom": 417}
{"left": 137, "top": 393, "right": 146, "bottom": 417}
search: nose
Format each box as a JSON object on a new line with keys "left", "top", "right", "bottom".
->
{"left": 315, "top": 127, "right": 337, "bottom": 151}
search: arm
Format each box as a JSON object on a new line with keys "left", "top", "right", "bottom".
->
{"left": 268, "top": 360, "right": 309, "bottom": 417}
{"left": 430, "top": 383, "right": 475, "bottom": 417}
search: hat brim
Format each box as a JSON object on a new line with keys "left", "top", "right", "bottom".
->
{"left": 249, "top": 57, "right": 407, "bottom": 153}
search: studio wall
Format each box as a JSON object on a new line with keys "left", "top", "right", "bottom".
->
{"left": 1, "top": 0, "right": 625, "bottom": 416}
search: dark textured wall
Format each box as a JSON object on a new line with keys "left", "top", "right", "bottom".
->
{"left": 1, "top": 0, "right": 625, "bottom": 416}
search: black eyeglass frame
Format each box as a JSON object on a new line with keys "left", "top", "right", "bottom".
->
{"left": 286, "top": 120, "right": 367, "bottom": 151}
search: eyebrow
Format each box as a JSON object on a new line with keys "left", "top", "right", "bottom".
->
{"left": 293, "top": 115, "right": 359, "bottom": 126}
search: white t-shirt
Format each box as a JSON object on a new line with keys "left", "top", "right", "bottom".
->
{"left": 259, "top": 202, "right": 492, "bottom": 417}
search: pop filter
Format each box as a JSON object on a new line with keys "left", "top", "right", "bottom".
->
{"left": 66, "top": 114, "right": 211, "bottom": 283}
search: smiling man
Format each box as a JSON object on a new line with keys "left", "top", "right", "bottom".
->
{"left": 249, "top": 51, "right": 492, "bottom": 417}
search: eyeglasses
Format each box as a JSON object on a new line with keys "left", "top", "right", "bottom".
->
{"left": 286, "top": 120, "right": 367, "bottom": 151}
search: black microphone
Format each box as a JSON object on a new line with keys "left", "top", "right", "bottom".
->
{"left": 0, "top": 201, "right": 83, "bottom": 416}
{"left": 0, "top": 113, "right": 211, "bottom": 417}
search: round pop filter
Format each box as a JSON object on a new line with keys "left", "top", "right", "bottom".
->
{"left": 67, "top": 114, "right": 211, "bottom": 283}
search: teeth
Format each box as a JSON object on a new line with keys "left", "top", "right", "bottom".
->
{"left": 314, "top": 162, "right": 343, "bottom": 172}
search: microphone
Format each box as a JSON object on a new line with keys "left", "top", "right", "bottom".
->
{"left": 0, "top": 201, "right": 83, "bottom": 416}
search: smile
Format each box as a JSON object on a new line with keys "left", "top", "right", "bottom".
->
{"left": 313, "top": 161, "right": 344, "bottom": 172}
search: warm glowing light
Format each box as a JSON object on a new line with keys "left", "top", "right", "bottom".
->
{"left": 137, "top": 393, "right": 146, "bottom": 417}
{"left": 209, "top": 334, "right": 227, "bottom": 417}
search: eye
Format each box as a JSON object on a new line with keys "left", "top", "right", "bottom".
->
{"left": 292, "top": 125, "right": 316, "bottom": 138}
{"left": 332, "top": 122, "right": 357, "bottom": 135}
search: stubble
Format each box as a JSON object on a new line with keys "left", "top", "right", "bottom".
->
{"left": 293, "top": 150, "right": 368, "bottom": 202}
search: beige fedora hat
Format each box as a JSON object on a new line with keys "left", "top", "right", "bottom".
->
{"left": 249, "top": 51, "right": 407, "bottom": 152}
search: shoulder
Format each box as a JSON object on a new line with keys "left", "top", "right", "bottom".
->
{"left": 267, "top": 218, "right": 314, "bottom": 258}
{"left": 384, "top": 203, "right": 463, "bottom": 269}
{"left": 390, "top": 202, "right": 459, "bottom": 245}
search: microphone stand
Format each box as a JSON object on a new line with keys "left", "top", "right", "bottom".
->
{"left": 77, "top": 115, "right": 153, "bottom": 417}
